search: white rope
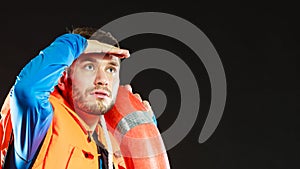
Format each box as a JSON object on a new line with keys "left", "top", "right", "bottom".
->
{"left": 100, "top": 115, "right": 113, "bottom": 169}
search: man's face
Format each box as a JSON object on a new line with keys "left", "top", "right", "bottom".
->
{"left": 66, "top": 53, "right": 120, "bottom": 115}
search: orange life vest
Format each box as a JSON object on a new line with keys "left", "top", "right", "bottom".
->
{"left": 0, "top": 89, "right": 126, "bottom": 169}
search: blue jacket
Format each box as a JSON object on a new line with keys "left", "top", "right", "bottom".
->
{"left": 9, "top": 33, "right": 87, "bottom": 168}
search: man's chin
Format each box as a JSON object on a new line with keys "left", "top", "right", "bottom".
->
{"left": 95, "top": 101, "right": 114, "bottom": 114}
{"left": 77, "top": 98, "right": 115, "bottom": 115}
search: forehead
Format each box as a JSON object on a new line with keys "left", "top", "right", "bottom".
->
{"left": 75, "top": 53, "right": 120, "bottom": 65}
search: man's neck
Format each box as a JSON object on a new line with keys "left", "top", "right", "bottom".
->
{"left": 75, "top": 110, "right": 100, "bottom": 132}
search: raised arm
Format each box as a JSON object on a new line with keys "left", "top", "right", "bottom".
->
{"left": 10, "top": 33, "right": 87, "bottom": 167}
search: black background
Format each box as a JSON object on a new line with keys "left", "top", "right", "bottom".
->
{"left": 0, "top": 2, "right": 299, "bottom": 169}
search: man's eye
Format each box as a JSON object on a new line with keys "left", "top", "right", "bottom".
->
{"left": 84, "top": 64, "right": 94, "bottom": 70}
{"left": 107, "top": 67, "right": 117, "bottom": 73}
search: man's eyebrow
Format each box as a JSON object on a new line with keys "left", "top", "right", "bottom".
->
{"left": 108, "top": 60, "right": 120, "bottom": 67}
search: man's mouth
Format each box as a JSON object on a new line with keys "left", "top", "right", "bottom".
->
{"left": 90, "top": 89, "right": 110, "bottom": 99}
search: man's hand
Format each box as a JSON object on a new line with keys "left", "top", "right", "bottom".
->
{"left": 84, "top": 40, "right": 130, "bottom": 59}
{"left": 123, "top": 84, "right": 156, "bottom": 123}
{"left": 122, "top": 84, "right": 157, "bottom": 126}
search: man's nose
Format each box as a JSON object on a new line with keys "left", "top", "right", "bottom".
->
{"left": 94, "top": 69, "right": 109, "bottom": 86}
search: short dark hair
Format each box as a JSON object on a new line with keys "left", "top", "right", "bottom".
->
{"left": 71, "top": 27, "right": 120, "bottom": 48}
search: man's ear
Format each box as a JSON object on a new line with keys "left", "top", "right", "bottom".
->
{"left": 57, "top": 71, "right": 67, "bottom": 91}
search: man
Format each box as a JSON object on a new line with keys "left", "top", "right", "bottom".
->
{"left": 0, "top": 27, "right": 157, "bottom": 169}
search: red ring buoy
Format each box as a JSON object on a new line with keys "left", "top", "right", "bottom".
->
{"left": 105, "top": 86, "right": 171, "bottom": 169}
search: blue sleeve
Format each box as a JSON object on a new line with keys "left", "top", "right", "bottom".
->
{"left": 9, "top": 33, "right": 87, "bottom": 166}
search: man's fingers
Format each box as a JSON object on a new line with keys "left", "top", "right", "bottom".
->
{"left": 121, "top": 85, "right": 152, "bottom": 112}
{"left": 108, "top": 48, "right": 130, "bottom": 59}
{"left": 84, "top": 40, "right": 130, "bottom": 58}
{"left": 123, "top": 84, "right": 132, "bottom": 93}
{"left": 142, "top": 100, "right": 152, "bottom": 112}
{"left": 134, "top": 93, "right": 142, "bottom": 102}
